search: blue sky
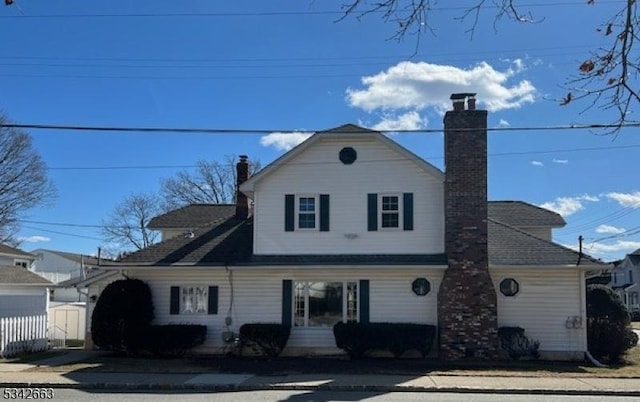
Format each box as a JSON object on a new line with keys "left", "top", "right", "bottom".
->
{"left": 1, "top": 1, "right": 639, "bottom": 261}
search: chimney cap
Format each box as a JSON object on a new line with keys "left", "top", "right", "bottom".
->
{"left": 239, "top": 154, "right": 248, "bottom": 161}
{"left": 450, "top": 93, "right": 476, "bottom": 100}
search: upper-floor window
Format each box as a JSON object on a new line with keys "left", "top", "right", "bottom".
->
{"left": 298, "top": 196, "right": 317, "bottom": 229}
{"left": 368, "top": 192, "right": 413, "bottom": 231}
{"left": 285, "top": 194, "right": 329, "bottom": 232}
{"left": 630, "top": 270, "right": 634, "bottom": 283}
{"left": 14, "top": 259, "right": 29, "bottom": 268}
{"left": 381, "top": 195, "right": 400, "bottom": 228}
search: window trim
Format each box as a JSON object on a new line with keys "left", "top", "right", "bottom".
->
{"left": 296, "top": 194, "right": 319, "bottom": 231}
{"left": 379, "top": 193, "right": 402, "bottom": 230}
{"left": 14, "top": 259, "right": 30, "bottom": 268}
{"left": 292, "top": 280, "right": 359, "bottom": 328}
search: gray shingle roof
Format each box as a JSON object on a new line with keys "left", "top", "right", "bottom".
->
{"left": 487, "top": 218, "right": 602, "bottom": 266}
{"left": 148, "top": 204, "right": 236, "bottom": 229}
{"left": 488, "top": 201, "right": 565, "bottom": 228}
{"left": 117, "top": 214, "right": 602, "bottom": 267}
{"left": 0, "top": 266, "right": 52, "bottom": 285}
{"left": 0, "top": 244, "right": 35, "bottom": 258}
{"left": 121, "top": 217, "right": 253, "bottom": 265}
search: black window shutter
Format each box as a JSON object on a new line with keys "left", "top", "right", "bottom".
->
{"left": 367, "top": 193, "right": 378, "bottom": 231}
{"left": 403, "top": 193, "right": 414, "bottom": 231}
{"left": 285, "top": 194, "right": 295, "bottom": 231}
{"left": 170, "top": 286, "right": 180, "bottom": 315}
{"left": 208, "top": 286, "right": 218, "bottom": 315}
{"left": 359, "top": 280, "right": 370, "bottom": 323}
{"left": 282, "top": 280, "right": 293, "bottom": 327}
{"left": 319, "top": 194, "right": 330, "bottom": 232}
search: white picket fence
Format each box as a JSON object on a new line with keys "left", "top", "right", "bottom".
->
{"left": 0, "top": 315, "right": 49, "bottom": 358}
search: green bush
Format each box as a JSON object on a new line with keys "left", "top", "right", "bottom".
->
{"left": 587, "top": 285, "right": 638, "bottom": 363}
{"left": 333, "top": 322, "right": 436, "bottom": 359}
{"left": 147, "top": 325, "right": 207, "bottom": 357}
{"left": 239, "top": 323, "right": 291, "bottom": 357}
{"left": 91, "top": 278, "right": 154, "bottom": 355}
{"left": 498, "top": 327, "right": 540, "bottom": 360}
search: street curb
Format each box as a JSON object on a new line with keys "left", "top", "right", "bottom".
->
{"left": 2, "top": 382, "right": 640, "bottom": 396}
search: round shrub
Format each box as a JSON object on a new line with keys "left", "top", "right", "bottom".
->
{"left": 91, "top": 278, "right": 154, "bottom": 354}
{"left": 586, "top": 284, "right": 638, "bottom": 363}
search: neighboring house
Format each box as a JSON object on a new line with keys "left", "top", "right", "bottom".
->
{"left": 84, "top": 94, "right": 605, "bottom": 360}
{"left": 0, "top": 244, "right": 51, "bottom": 318}
{"left": 610, "top": 249, "right": 640, "bottom": 313}
{"left": 30, "top": 249, "right": 110, "bottom": 302}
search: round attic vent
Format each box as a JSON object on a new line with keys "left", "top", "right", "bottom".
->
{"left": 339, "top": 147, "right": 357, "bottom": 165}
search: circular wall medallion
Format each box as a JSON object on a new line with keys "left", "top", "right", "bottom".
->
{"left": 339, "top": 147, "right": 357, "bottom": 165}
{"left": 412, "top": 278, "right": 431, "bottom": 296}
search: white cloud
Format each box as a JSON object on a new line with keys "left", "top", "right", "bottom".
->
{"left": 345, "top": 60, "right": 536, "bottom": 113}
{"left": 530, "top": 161, "right": 543, "bottom": 167}
{"left": 595, "top": 224, "right": 626, "bottom": 234}
{"left": 586, "top": 240, "right": 640, "bottom": 255}
{"left": 552, "top": 158, "right": 568, "bottom": 164}
{"left": 539, "top": 195, "right": 599, "bottom": 217}
{"left": 260, "top": 132, "right": 313, "bottom": 151}
{"left": 17, "top": 235, "right": 51, "bottom": 243}
{"left": 496, "top": 119, "right": 511, "bottom": 128}
{"left": 604, "top": 191, "right": 640, "bottom": 208}
{"left": 368, "top": 111, "right": 428, "bottom": 132}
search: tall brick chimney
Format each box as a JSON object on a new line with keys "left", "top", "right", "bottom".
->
{"left": 235, "top": 155, "right": 249, "bottom": 220}
{"left": 437, "top": 93, "right": 498, "bottom": 359}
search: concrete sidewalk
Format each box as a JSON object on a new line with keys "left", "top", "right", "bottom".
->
{"left": 1, "top": 351, "right": 639, "bottom": 396}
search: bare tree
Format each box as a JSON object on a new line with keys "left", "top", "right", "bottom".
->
{"left": 338, "top": 0, "right": 639, "bottom": 130}
{"left": 101, "top": 192, "right": 163, "bottom": 251}
{"left": 160, "top": 156, "right": 261, "bottom": 210}
{"left": 0, "top": 114, "right": 56, "bottom": 244}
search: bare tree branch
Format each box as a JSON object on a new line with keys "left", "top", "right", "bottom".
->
{"left": 101, "top": 193, "right": 162, "bottom": 251}
{"left": 160, "top": 156, "right": 261, "bottom": 210}
{"left": 0, "top": 113, "right": 56, "bottom": 244}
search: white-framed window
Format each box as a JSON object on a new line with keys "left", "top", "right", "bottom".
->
{"left": 294, "top": 281, "right": 358, "bottom": 327}
{"left": 14, "top": 259, "right": 29, "bottom": 268}
{"left": 630, "top": 292, "right": 638, "bottom": 308}
{"left": 170, "top": 285, "right": 218, "bottom": 315}
{"left": 380, "top": 194, "right": 401, "bottom": 229}
{"left": 181, "top": 286, "right": 208, "bottom": 314}
{"left": 297, "top": 195, "right": 318, "bottom": 230}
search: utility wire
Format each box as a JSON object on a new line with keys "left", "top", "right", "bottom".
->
{"left": 20, "top": 225, "right": 104, "bottom": 241}
{"left": 4, "top": 122, "right": 640, "bottom": 134}
{"left": 0, "top": 2, "right": 624, "bottom": 19}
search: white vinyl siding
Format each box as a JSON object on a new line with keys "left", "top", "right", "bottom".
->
{"left": 253, "top": 137, "right": 444, "bottom": 255}
{"left": 491, "top": 268, "right": 586, "bottom": 352}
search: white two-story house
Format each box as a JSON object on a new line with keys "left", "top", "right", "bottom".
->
{"left": 611, "top": 249, "right": 640, "bottom": 314}
{"left": 84, "top": 94, "right": 605, "bottom": 360}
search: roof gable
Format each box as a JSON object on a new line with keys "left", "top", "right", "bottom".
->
{"left": 240, "top": 124, "right": 444, "bottom": 195}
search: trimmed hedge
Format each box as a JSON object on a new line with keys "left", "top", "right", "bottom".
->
{"left": 239, "top": 323, "right": 291, "bottom": 357}
{"left": 333, "top": 322, "right": 436, "bottom": 358}
{"left": 587, "top": 285, "right": 638, "bottom": 362}
{"left": 498, "top": 326, "right": 540, "bottom": 360}
{"left": 147, "top": 324, "right": 207, "bottom": 357}
{"left": 91, "top": 278, "right": 154, "bottom": 355}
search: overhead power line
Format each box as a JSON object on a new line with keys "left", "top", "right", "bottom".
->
{"left": 0, "top": 2, "right": 624, "bottom": 19}
{"left": 3, "top": 122, "right": 640, "bottom": 135}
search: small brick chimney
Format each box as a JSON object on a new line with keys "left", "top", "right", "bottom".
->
{"left": 235, "top": 155, "right": 249, "bottom": 220}
{"left": 437, "top": 93, "right": 498, "bottom": 359}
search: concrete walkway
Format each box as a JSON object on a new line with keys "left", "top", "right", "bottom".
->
{"left": 1, "top": 350, "right": 639, "bottom": 396}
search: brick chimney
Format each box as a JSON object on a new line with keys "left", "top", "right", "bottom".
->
{"left": 235, "top": 155, "right": 249, "bottom": 219}
{"left": 437, "top": 93, "right": 498, "bottom": 359}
